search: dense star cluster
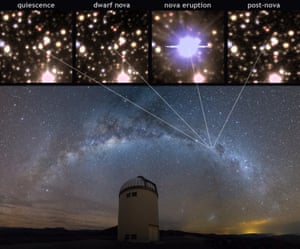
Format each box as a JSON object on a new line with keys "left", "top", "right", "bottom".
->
{"left": 228, "top": 11, "right": 300, "bottom": 83}
{"left": 0, "top": 85, "right": 300, "bottom": 234}
{"left": 76, "top": 11, "right": 148, "bottom": 83}
{"left": 0, "top": 11, "right": 72, "bottom": 83}
{"left": 152, "top": 11, "right": 224, "bottom": 83}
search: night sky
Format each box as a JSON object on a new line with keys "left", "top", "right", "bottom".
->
{"left": 0, "top": 85, "right": 300, "bottom": 234}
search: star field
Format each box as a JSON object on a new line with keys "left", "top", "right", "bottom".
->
{"left": 76, "top": 11, "right": 148, "bottom": 83}
{"left": 228, "top": 11, "right": 300, "bottom": 83}
{"left": 0, "top": 85, "right": 300, "bottom": 234}
{"left": 1, "top": 10, "right": 298, "bottom": 84}
{"left": 152, "top": 11, "right": 224, "bottom": 83}
{"left": 0, "top": 11, "right": 72, "bottom": 83}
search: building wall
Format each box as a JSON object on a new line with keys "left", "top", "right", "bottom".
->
{"left": 118, "top": 188, "right": 159, "bottom": 242}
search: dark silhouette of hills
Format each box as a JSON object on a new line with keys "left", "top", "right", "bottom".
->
{"left": 0, "top": 226, "right": 116, "bottom": 244}
{"left": 1, "top": 227, "right": 300, "bottom": 249}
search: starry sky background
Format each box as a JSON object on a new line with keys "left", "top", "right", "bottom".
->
{"left": 0, "top": 85, "right": 300, "bottom": 234}
{"left": 228, "top": 11, "right": 300, "bottom": 83}
{"left": 0, "top": 11, "right": 72, "bottom": 83}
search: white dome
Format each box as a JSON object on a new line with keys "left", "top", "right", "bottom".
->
{"left": 119, "top": 176, "right": 158, "bottom": 196}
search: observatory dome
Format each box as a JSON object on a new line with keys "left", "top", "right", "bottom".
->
{"left": 118, "top": 176, "right": 159, "bottom": 242}
{"left": 119, "top": 176, "right": 158, "bottom": 196}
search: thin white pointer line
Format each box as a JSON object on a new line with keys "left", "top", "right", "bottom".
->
{"left": 42, "top": 50, "right": 210, "bottom": 149}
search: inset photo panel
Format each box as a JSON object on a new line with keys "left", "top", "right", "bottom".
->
{"left": 76, "top": 11, "right": 148, "bottom": 83}
{"left": 228, "top": 11, "right": 300, "bottom": 83}
{"left": 0, "top": 11, "right": 72, "bottom": 83}
{"left": 152, "top": 11, "right": 224, "bottom": 84}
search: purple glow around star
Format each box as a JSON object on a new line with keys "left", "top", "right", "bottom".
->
{"left": 152, "top": 11, "right": 224, "bottom": 83}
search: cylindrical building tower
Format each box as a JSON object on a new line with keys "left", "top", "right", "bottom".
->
{"left": 118, "top": 176, "right": 159, "bottom": 242}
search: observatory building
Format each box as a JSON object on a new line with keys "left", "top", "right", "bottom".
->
{"left": 118, "top": 176, "right": 159, "bottom": 242}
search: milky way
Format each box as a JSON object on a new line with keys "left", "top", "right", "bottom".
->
{"left": 0, "top": 85, "right": 300, "bottom": 234}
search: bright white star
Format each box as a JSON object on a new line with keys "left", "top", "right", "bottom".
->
{"left": 41, "top": 70, "right": 55, "bottom": 83}
{"left": 268, "top": 73, "right": 282, "bottom": 83}
{"left": 166, "top": 35, "right": 209, "bottom": 58}
{"left": 117, "top": 71, "right": 130, "bottom": 83}
{"left": 177, "top": 36, "right": 200, "bottom": 58}
{"left": 193, "top": 72, "right": 206, "bottom": 83}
